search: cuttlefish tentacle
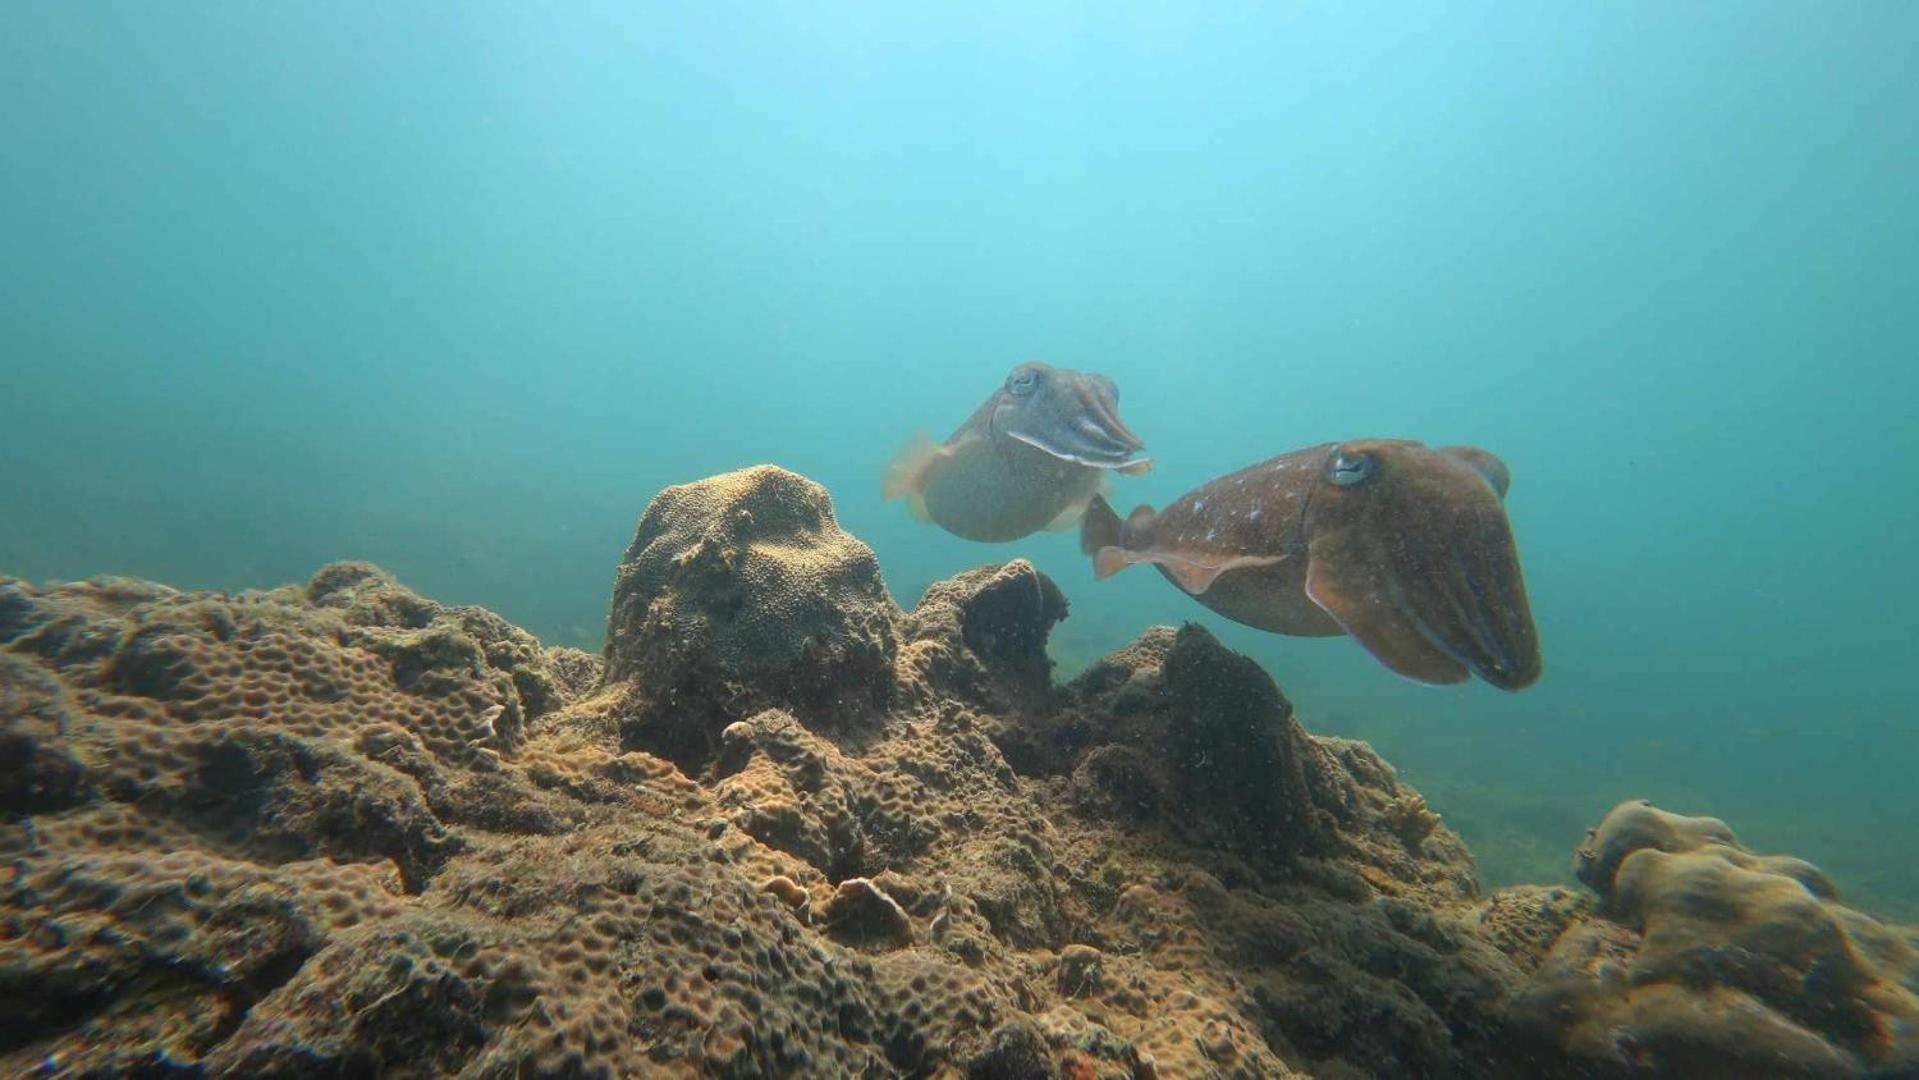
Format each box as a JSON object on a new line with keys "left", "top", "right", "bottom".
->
{"left": 1303, "top": 527, "right": 1469, "bottom": 685}
{"left": 993, "top": 367, "right": 1146, "bottom": 469}
{"left": 1301, "top": 442, "right": 1540, "bottom": 690}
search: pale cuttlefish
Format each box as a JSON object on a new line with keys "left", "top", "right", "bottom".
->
{"left": 885, "top": 362, "right": 1151, "bottom": 542}
{"left": 1081, "top": 438, "right": 1541, "bottom": 690}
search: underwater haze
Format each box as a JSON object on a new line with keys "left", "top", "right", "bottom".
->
{"left": 4, "top": 3, "right": 1916, "bottom": 913}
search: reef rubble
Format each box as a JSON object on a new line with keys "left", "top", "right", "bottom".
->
{"left": 2, "top": 465, "right": 1913, "bottom": 1078}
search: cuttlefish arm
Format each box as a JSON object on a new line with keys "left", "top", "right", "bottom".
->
{"left": 1300, "top": 441, "right": 1541, "bottom": 690}
{"left": 992, "top": 363, "right": 1151, "bottom": 472}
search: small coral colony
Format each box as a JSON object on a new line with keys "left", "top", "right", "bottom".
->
{"left": 885, "top": 361, "right": 1541, "bottom": 692}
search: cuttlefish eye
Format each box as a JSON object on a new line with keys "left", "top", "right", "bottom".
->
{"left": 1329, "top": 450, "right": 1375, "bottom": 486}
{"left": 1006, "top": 365, "right": 1044, "bottom": 396}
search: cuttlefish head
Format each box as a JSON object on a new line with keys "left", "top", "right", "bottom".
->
{"left": 1301, "top": 439, "right": 1541, "bottom": 691}
{"left": 990, "top": 361, "right": 1149, "bottom": 470}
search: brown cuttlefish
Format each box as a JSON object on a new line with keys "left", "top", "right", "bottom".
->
{"left": 886, "top": 361, "right": 1151, "bottom": 542}
{"left": 1081, "top": 439, "right": 1541, "bottom": 690}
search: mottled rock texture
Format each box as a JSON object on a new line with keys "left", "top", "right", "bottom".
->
{"left": 604, "top": 465, "right": 897, "bottom": 768}
{"left": 1511, "top": 800, "right": 1919, "bottom": 1079}
{"left": 3, "top": 467, "right": 1911, "bottom": 1079}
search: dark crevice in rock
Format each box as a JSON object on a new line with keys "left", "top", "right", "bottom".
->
{"left": 202, "top": 941, "right": 317, "bottom": 1055}
{"left": 0, "top": 986, "right": 112, "bottom": 1057}
{"left": 0, "top": 728, "right": 93, "bottom": 817}
{"left": 0, "top": 581, "right": 39, "bottom": 644}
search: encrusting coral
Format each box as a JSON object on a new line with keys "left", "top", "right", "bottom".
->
{"left": 1510, "top": 800, "right": 1919, "bottom": 1078}
{"left": 3, "top": 466, "right": 1913, "bottom": 1078}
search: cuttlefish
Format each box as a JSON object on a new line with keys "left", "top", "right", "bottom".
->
{"left": 1081, "top": 439, "right": 1541, "bottom": 690}
{"left": 885, "top": 361, "right": 1151, "bottom": 542}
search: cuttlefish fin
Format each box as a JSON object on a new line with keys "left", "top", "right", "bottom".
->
{"left": 1087, "top": 544, "right": 1273, "bottom": 589}
{"left": 1116, "top": 458, "right": 1153, "bottom": 477}
{"left": 1159, "top": 552, "right": 1286, "bottom": 596}
{"left": 1081, "top": 494, "right": 1125, "bottom": 554}
{"left": 1082, "top": 498, "right": 1146, "bottom": 579}
{"left": 884, "top": 432, "right": 945, "bottom": 502}
{"left": 1304, "top": 554, "right": 1471, "bottom": 685}
{"left": 1159, "top": 557, "right": 1232, "bottom": 595}
{"left": 1080, "top": 498, "right": 1281, "bottom": 589}
{"left": 1043, "top": 500, "right": 1091, "bottom": 532}
{"left": 1093, "top": 548, "right": 1136, "bottom": 579}
{"left": 1438, "top": 446, "right": 1511, "bottom": 499}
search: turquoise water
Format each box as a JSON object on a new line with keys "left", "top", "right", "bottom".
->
{"left": 4, "top": 4, "right": 1914, "bottom": 913}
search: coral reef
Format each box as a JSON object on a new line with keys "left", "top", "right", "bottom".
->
{"left": 1510, "top": 800, "right": 1919, "bottom": 1078}
{"left": 3, "top": 465, "right": 1913, "bottom": 1078}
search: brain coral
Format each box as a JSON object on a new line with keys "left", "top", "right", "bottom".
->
{"left": 1512, "top": 799, "right": 1919, "bottom": 1078}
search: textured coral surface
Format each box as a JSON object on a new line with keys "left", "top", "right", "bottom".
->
{"left": 4, "top": 467, "right": 1913, "bottom": 1079}
{"left": 1511, "top": 800, "right": 1919, "bottom": 1079}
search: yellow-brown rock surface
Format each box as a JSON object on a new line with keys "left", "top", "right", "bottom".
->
{"left": 1510, "top": 800, "right": 1919, "bottom": 1078}
{"left": 4, "top": 467, "right": 1912, "bottom": 1078}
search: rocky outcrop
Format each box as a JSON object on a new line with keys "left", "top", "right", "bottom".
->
{"left": 1510, "top": 800, "right": 1919, "bottom": 1078}
{"left": 1052, "top": 623, "right": 1354, "bottom": 866}
{"left": 604, "top": 465, "right": 898, "bottom": 766}
{"left": 898, "top": 558, "right": 1069, "bottom": 719}
{"left": 3, "top": 466, "right": 1912, "bottom": 1079}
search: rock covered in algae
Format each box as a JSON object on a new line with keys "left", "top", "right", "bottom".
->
{"left": 6, "top": 466, "right": 1916, "bottom": 1079}
{"left": 604, "top": 465, "right": 898, "bottom": 766}
{"left": 1511, "top": 799, "right": 1919, "bottom": 1078}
